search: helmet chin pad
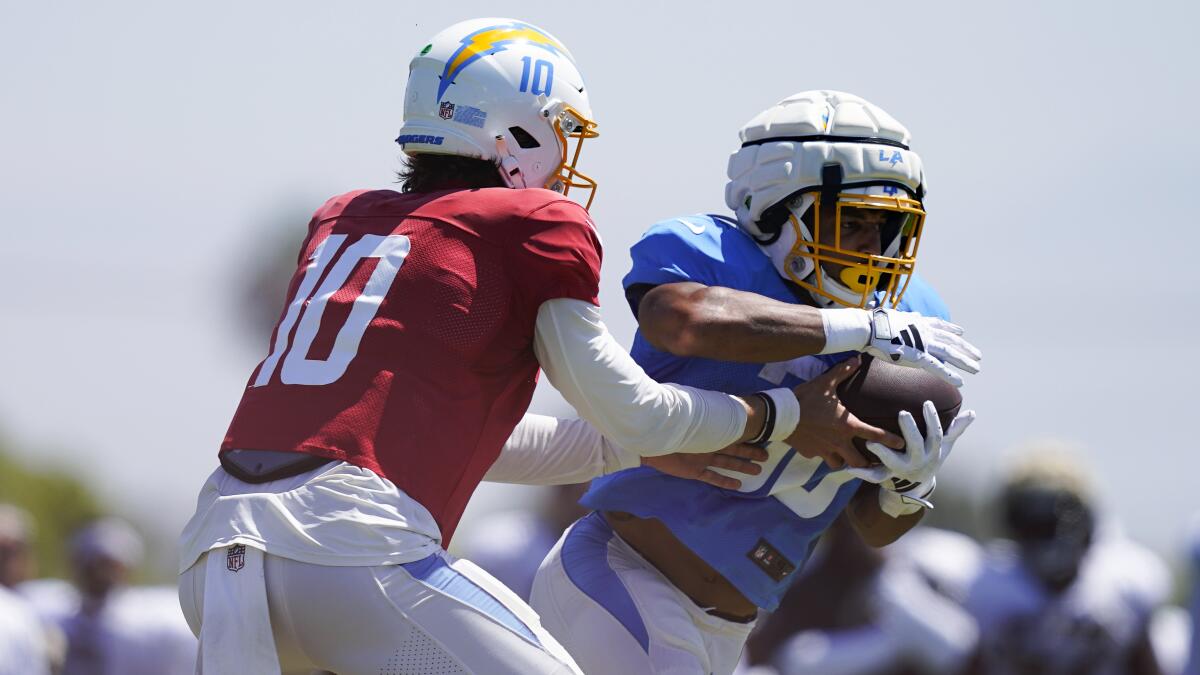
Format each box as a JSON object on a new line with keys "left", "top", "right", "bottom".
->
{"left": 838, "top": 264, "right": 882, "bottom": 294}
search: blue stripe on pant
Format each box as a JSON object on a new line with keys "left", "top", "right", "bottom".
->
{"left": 560, "top": 512, "right": 650, "bottom": 653}
{"left": 401, "top": 553, "right": 540, "bottom": 646}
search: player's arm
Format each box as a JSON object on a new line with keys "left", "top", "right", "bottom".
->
{"left": 633, "top": 281, "right": 827, "bottom": 361}
{"left": 518, "top": 204, "right": 797, "bottom": 456}
{"left": 633, "top": 281, "right": 982, "bottom": 386}
{"left": 483, "top": 413, "right": 768, "bottom": 490}
{"left": 534, "top": 298, "right": 790, "bottom": 454}
{"left": 519, "top": 204, "right": 898, "bottom": 461}
{"left": 846, "top": 483, "right": 924, "bottom": 547}
{"left": 534, "top": 299, "right": 903, "bottom": 464}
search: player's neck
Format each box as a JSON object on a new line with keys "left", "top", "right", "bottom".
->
{"left": 413, "top": 179, "right": 503, "bottom": 192}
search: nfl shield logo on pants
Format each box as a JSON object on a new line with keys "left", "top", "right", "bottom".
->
{"left": 226, "top": 544, "right": 245, "bottom": 573}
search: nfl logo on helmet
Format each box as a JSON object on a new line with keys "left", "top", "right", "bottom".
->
{"left": 439, "top": 101, "right": 455, "bottom": 120}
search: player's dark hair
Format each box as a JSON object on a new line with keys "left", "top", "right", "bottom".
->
{"left": 1002, "top": 486, "right": 1094, "bottom": 544}
{"left": 397, "top": 153, "right": 506, "bottom": 193}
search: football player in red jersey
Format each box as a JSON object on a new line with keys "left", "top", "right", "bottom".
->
{"left": 175, "top": 18, "right": 966, "bottom": 675}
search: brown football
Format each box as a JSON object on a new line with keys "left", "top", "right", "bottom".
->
{"left": 836, "top": 355, "right": 962, "bottom": 459}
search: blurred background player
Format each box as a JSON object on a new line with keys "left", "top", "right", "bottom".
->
{"left": 176, "top": 19, "right": 911, "bottom": 675}
{"left": 530, "top": 90, "right": 982, "bottom": 675}
{"left": 22, "top": 518, "right": 195, "bottom": 675}
{"left": 749, "top": 449, "right": 1173, "bottom": 675}
{"left": 746, "top": 524, "right": 984, "bottom": 675}
{"left": 962, "top": 452, "right": 1169, "bottom": 675}
{"left": 0, "top": 505, "right": 35, "bottom": 591}
{"left": 742, "top": 520, "right": 981, "bottom": 675}
{"left": 0, "top": 504, "right": 50, "bottom": 675}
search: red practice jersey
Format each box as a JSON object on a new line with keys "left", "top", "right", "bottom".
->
{"left": 222, "top": 187, "right": 602, "bottom": 541}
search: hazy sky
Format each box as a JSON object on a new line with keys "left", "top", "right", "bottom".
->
{"left": 1, "top": 1, "right": 1197, "bottom": 561}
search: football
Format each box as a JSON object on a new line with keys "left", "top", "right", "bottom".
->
{"left": 837, "top": 356, "right": 962, "bottom": 457}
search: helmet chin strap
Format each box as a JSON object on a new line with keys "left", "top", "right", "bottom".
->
{"left": 495, "top": 136, "right": 527, "bottom": 189}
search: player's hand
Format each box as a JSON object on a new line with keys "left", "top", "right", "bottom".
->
{"left": 642, "top": 444, "right": 769, "bottom": 490}
{"left": 864, "top": 308, "right": 982, "bottom": 387}
{"left": 786, "top": 357, "right": 905, "bottom": 470}
{"left": 851, "top": 402, "right": 975, "bottom": 493}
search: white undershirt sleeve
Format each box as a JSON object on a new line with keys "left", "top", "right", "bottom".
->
{"left": 533, "top": 298, "right": 748, "bottom": 456}
{"left": 483, "top": 414, "right": 640, "bottom": 485}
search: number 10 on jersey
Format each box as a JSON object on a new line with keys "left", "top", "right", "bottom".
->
{"left": 254, "top": 234, "right": 410, "bottom": 387}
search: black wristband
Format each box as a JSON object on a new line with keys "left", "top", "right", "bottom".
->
{"left": 747, "top": 392, "right": 776, "bottom": 446}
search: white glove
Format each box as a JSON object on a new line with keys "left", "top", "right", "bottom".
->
{"left": 847, "top": 401, "right": 975, "bottom": 511}
{"left": 865, "top": 308, "right": 982, "bottom": 387}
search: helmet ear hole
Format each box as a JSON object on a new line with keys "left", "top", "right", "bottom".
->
{"left": 755, "top": 190, "right": 806, "bottom": 244}
{"left": 508, "top": 126, "right": 541, "bottom": 149}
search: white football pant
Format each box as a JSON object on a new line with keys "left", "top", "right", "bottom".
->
{"left": 531, "top": 512, "right": 754, "bottom": 675}
{"left": 179, "top": 548, "right": 581, "bottom": 675}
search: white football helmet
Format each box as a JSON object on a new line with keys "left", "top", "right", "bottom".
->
{"left": 398, "top": 18, "right": 599, "bottom": 208}
{"left": 725, "top": 91, "right": 927, "bottom": 308}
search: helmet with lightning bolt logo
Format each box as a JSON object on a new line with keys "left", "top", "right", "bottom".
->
{"left": 398, "top": 18, "right": 599, "bottom": 208}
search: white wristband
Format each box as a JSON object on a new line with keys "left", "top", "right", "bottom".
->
{"left": 761, "top": 388, "right": 801, "bottom": 443}
{"left": 819, "top": 308, "right": 872, "bottom": 354}
{"left": 878, "top": 477, "right": 936, "bottom": 518}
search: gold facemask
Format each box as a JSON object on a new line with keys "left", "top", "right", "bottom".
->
{"left": 543, "top": 104, "right": 599, "bottom": 210}
{"left": 784, "top": 190, "right": 926, "bottom": 308}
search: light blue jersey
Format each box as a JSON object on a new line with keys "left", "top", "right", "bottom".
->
{"left": 580, "top": 214, "right": 949, "bottom": 611}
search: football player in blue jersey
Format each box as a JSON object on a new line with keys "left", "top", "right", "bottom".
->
{"left": 529, "top": 91, "right": 981, "bottom": 675}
